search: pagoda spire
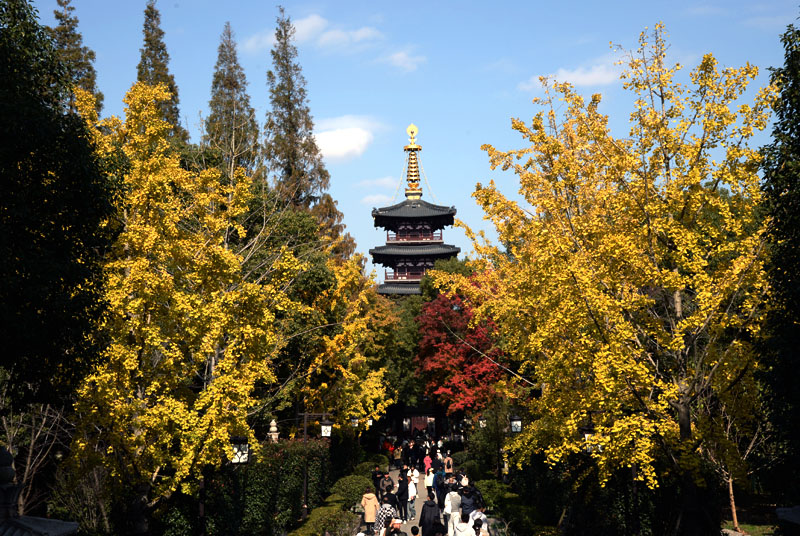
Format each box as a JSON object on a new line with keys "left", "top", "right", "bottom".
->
{"left": 404, "top": 123, "right": 423, "bottom": 200}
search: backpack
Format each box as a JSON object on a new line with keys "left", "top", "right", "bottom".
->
{"left": 445, "top": 458, "right": 452, "bottom": 470}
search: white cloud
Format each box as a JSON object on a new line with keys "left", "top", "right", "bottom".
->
{"left": 316, "top": 115, "right": 383, "bottom": 132}
{"left": 243, "top": 14, "right": 381, "bottom": 54}
{"left": 383, "top": 50, "right": 426, "bottom": 72}
{"left": 318, "top": 26, "right": 382, "bottom": 47}
{"left": 243, "top": 30, "right": 275, "bottom": 53}
{"left": 315, "top": 127, "right": 374, "bottom": 161}
{"left": 361, "top": 194, "right": 393, "bottom": 205}
{"left": 357, "top": 176, "right": 398, "bottom": 189}
{"left": 519, "top": 56, "right": 621, "bottom": 90}
{"left": 294, "top": 14, "right": 329, "bottom": 43}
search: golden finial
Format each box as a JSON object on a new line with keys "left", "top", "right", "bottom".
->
{"left": 404, "top": 123, "right": 422, "bottom": 200}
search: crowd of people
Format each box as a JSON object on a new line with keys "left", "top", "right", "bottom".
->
{"left": 359, "top": 435, "right": 489, "bottom": 536}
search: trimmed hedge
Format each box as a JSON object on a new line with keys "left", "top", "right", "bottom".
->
{"left": 330, "top": 475, "right": 373, "bottom": 511}
{"left": 288, "top": 494, "right": 361, "bottom": 536}
{"left": 353, "top": 461, "right": 376, "bottom": 478}
{"left": 156, "top": 439, "right": 331, "bottom": 536}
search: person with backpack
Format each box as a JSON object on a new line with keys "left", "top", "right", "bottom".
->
{"left": 443, "top": 452, "right": 454, "bottom": 477}
{"left": 443, "top": 483, "right": 461, "bottom": 530}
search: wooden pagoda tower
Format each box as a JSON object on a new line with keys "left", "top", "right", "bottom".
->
{"left": 370, "top": 124, "right": 459, "bottom": 295}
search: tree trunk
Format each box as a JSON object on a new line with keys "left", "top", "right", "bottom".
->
{"left": 728, "top": 476, "right": 741, "bottom": 533}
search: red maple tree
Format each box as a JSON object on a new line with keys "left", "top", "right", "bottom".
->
{"left": 416, "top": 292, "right": 505, "bottom": 414}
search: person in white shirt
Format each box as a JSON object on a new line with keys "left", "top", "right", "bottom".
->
{"left": 407, "top": 470, "right": 418, "bottom": 520}
{"left": 449, "top": 512, "right": 472, "bottom": 536}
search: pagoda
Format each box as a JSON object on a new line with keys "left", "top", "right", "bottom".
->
{"left": 370, "top": 124, "right": 459, "bottom": 295}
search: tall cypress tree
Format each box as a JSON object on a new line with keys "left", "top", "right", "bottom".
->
{"left": 48, "top": 0, "right": 103, "bottom": 113}
{"left": 263, "top": 7, "right": 355, "bottom": 258}
{"left": 263, "top": 6, "right": 329, "bottom": 208}
{"left": 136, "top": 0, "right": 187, "bottom": 141}
{"left": 761, "top": 23, "right": 800, "bottom": 502}
{"left": 205, "top": 22, "right": 259, "bottom": 180}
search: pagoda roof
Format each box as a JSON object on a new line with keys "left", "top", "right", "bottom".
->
{"left": 369, "top": 243, "right": 460, "bottom": 266}
{"left": 377, "top": 282, "right": 422, "bottom": 295}
{"left": 369, "top": 244, "right": 461, "bottom": 266}
{"left": 372, "top": 199, "right": 456, "bottom": 230}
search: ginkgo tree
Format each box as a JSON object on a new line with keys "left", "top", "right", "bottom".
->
{"left": 72, "top": 83, "right": 305, "bottom": 529}
{"left": 433, "top": 25, "right": 776, "bottom": 533}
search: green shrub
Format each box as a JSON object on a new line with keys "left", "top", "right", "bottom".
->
{"left": 474, "top": 479, "right": 516, "bottom": 512}
{"left": 366, "top": 453, "right": 389, "bottom": 469}
{"left": 451, "top": 451, "right": 469, "bottom": 467}
{"left": 354, "top": 461, "right": 376, "bottom": 478}
{"left": 330, "top": 475, "right": 372, "bottom": 511}
{"left": 462, "top": 460, "right": 484, "bottom": 482}
{"left": 288, "top": 500, "right": 361, "bottom": 536}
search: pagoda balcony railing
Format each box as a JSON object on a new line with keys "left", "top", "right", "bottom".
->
{"left": 386, "top": 230, "right": 442, "bottom": 243}
{"left": 385, "top": 269, "right": 425, "bottom": 282}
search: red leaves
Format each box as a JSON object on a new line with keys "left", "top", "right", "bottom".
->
{"left": 416, "top": 293, "right": 504, "bottom": 414}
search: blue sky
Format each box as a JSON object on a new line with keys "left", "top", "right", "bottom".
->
{"left": 33, "top": 0, "right": 798, "bottom": 276}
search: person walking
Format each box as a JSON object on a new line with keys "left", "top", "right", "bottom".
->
{"left": 408, "top": 468, "right": 418, "bottom": 520}
{"left": 379, "top": 472, "right": 395, "bottom": 501}
{"left": 443, "top": 484, "right": 461, "bottom": 530}
{"left": 424, "top": 467, "right": 435, "bottom": 496}
{"left": 393, "top": 444, "right": 404, "bottom": 469}
{"left": 375, "top": 496, "right": 397, "bottom": 536}
{"left": 449, "top": 512, "right": 472, "bottom": 536}
{"left": 396, "top": 473, "right": 409, "bottom": 522}
{"left": 418, "top": 491, "right": 440, "bottom": 536}
{"left": 372, "top": 465, "right": 384, "bottom": 495}
{"left": 443, "top": 452, "right": 454, "bottom": 477}
{"left": 434, "top": 468, "right": 447, "bottom": 513}
{"left": 362, "top": 487, "right": 380, "bottom": 535}
{"left": 458, "top": 486, "right": 477, "bottom": 518}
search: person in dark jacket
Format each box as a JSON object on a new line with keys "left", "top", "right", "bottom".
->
{"left": 372, "top": 466, "right": 384, "bottom": 495}
{"left": 459, "top": 486, "right": 477, "bottom": 518}
{"left": 396, "top": 473, "right": 409, "bottom": 521}
{"left": 379, "top": 472, "right": 395, "bottom": 500}
{"left": 433, "top": 469, "right": 446, "bottom": 512}
{"left": 418, "top": 491, "right": 440, "bottom": 536}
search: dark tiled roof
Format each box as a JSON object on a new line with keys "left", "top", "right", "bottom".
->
{"left": 372, "top": 199, "right": 456, "bottom": 230}
{"left": 0, "top": 517, "right": 79, "bottom": 536}
{"left": 369, "top": 244, "right": 460, "bottom": 257}
{"left": 377, "top": 283, "right": 422, "bottom": 295}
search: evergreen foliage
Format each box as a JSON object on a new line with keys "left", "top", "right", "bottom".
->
{"left": 0, "top": 0, "right": 115, "bottom": 406}
{"left": 263, "top": 6, "right": 329, "bottom": 209}
{"left": 47, "top": 0, "right": 103, "bottom": 113}
{"left": 760, "top": 22, "right": 800, "bottom": 503}
{"left": 205, "top": 21, "right": 259, "bottom": 180}
{"left": 263, "top": 7, "right": 355, "bottom": 258}
{"left": 136, "top": 0, "right": 188, "bottom": 141}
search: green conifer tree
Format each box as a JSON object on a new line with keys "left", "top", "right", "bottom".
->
{"left": 263, "top": 7, "right": 355, "bottom": 258}
{"left": 136, "top": 0, "right": 188, "bottom": 141}
{"left": 263, "top": 6, "right": 329, "bottom": 209}
{"left": 205, "top": 22, "right": 259, "bottom": 180}
{"left": 761, "top": 22, "right": 800, "bottom": 502}
{"left": 48, "top": 0, "right": 103, "bottom": 113}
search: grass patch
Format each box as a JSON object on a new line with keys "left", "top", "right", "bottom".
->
{"left": 722, "top": 521, "right": 778, "bottom": 536}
